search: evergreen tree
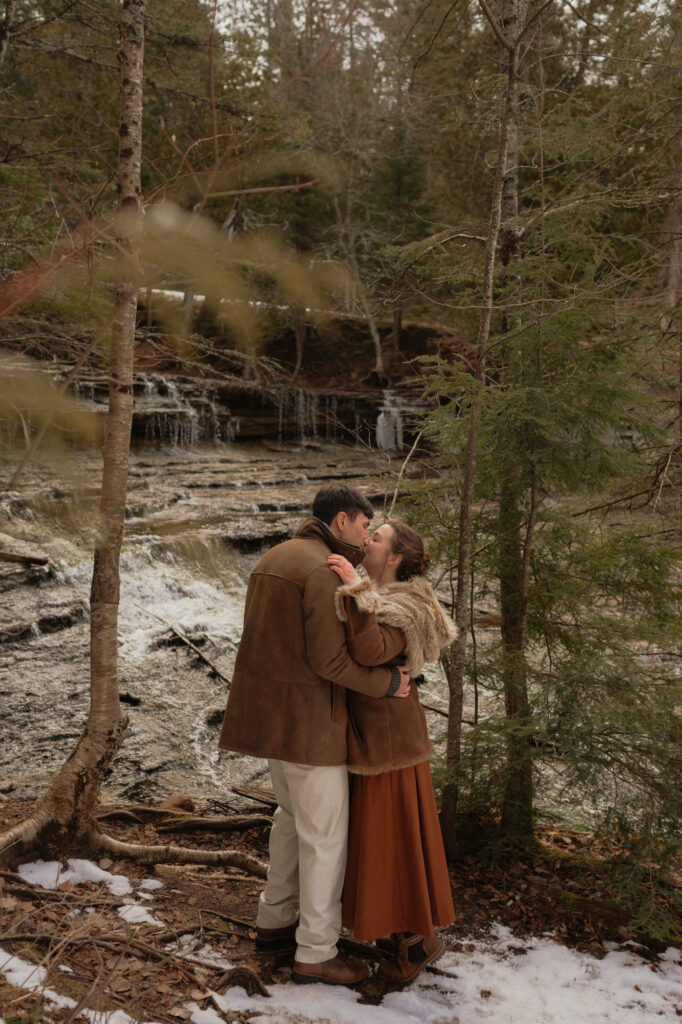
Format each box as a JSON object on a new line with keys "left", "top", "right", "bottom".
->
{"left": 400, "top": 0, "right": 682, "bottom": 854}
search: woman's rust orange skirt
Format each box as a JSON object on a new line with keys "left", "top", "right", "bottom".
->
{"left": 342, "top": 761, "right": 455, "bottom": 941}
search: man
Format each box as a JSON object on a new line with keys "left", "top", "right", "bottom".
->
{"left": 219, "top": 484, "right": 410, "bottom": 986}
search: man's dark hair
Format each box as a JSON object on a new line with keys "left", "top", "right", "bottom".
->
{"left": 312, "top": 485, "right": 373, "bottom": 526}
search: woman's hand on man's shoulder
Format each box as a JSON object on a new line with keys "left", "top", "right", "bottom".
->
{"left": 326, "top": 553, "right": 360, "bottom": 585}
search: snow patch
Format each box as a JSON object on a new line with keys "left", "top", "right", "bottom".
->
{"left": 192, "top": 924, "right": 682, "bottom": 1024}
{"left": 118, "top": 902, "right": 165, "bottom": 927}
{"left": 187, "top": 1008, "right": 224, "bottom": 1024}
{"left": 0, "top": 948, "right": 163, "bottom": 1024}
{"left": 18, "top": 858, "right": 132, "bottom": 896}
{"left": 169, "top": 938, "right": 233, "bottom": 971}
{"left": 139, "top": 877, "right": 164, "bottom": 891}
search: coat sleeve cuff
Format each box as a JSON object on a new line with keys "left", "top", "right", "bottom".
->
{"left": 385, "top": 666, "right": 401, "bottom": 696}
{"left": 333, "top": 576, "right": 378, "bottom": 622}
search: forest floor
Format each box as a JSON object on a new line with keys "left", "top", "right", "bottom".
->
{"left": 1, "top": 797, "right": 681, "bottom": 1024}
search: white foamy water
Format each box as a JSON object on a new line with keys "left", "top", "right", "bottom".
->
{"left": 116, "top": 549, "right": 246, "bottom": 665}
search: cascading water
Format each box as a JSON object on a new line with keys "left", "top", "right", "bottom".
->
{"left": 376, "top": 390, "right": 405, "bottom": 450}
{"left": 275, "top": 387, "right": 349, "bottom": 445}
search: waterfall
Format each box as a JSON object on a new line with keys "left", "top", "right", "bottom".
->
{"left": 131, "top": 374, "right": 242, "bottom": 448}
{"left": 376, "top": 390, "right": 405, "bottom": 450}
{"left": 17, "top": 363, "right": 412, "bottom": 450}
{"left": 143, "top": 409, "right": 199, "bottom": 447}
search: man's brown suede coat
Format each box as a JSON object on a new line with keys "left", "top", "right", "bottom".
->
{"left": 218, "top": 518, "right": 395, "bottom": 766}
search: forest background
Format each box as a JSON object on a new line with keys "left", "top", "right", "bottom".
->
{"left": 0, "top": 0, "right": 681, "bottom": 949}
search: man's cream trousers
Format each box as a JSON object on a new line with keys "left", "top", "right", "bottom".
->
{"left": 256, "top": 759, "right": 349, "bottom": 964}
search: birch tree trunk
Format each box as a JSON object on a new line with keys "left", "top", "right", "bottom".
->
{"left": 0, "top": 0, "right": 146, "bottom": 861}
{"left": 87, "top": 0, "right": 145, "bottom": 823}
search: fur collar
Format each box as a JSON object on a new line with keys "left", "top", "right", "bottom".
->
{"left": 335, "top": 575, "right": 457, "bottom": 676}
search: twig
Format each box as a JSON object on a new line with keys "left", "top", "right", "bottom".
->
{"left": 133, "top": 602, "right": 231, "bottom": 685}
{"left": 208, "top": 179, "right": 320, "bottom": 199}
{"left": 517, "top": 0, "right": 555, "bottom": 45}
{"left": 386, "top": 430, "right": 424, "bottom": 519}
{"left": 198, "top": 908, "right": 257, "bottom": 931}
{"left": 560, "top": 0, "right": 609, "bottom": 34}
{"left": 652, "top": 452, "right": 673, "bottom": 512}
{"left": 410, "top": 0, "right": 463, "bottom": 84}
{"left": 572, "top": 481, "right": 673, "bottom": 517}
{"left": 421, "top": 701, "right": 449, "bottom": 718}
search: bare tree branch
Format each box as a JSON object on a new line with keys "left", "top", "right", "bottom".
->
{"left": 478, "top": 0, "right": 513, "bottom": 50}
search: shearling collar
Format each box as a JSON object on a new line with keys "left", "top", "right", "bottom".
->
{"left": 295, "top": 516, "right": 367, "bottom": 568}
{"left": 334, "top": 575, "right": 457, "bottom": 675}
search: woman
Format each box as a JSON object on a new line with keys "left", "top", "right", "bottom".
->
{"left": 327, "top": 520, "right": 456, "bottom": 985}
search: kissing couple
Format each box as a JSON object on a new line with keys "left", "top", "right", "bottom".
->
{"left": 219, "top": 484, "right": 456, "bottom": 986}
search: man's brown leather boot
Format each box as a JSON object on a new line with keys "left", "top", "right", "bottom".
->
{"left": 255, "top": 921, "right": 298, "bottom": 950}
{"left": 292, "top": 954, "right": 370, "bottom": 986}
{"left": 377, "top": 933, "right": 444, "bottom": 985}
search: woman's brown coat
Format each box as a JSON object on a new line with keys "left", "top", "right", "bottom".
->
{"left": 335, "top": 576, "right": 457, "bottom": 774}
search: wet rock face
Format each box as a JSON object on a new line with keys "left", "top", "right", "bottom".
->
{"left": 0, "top": 441, "right": 442, "bottom": 804}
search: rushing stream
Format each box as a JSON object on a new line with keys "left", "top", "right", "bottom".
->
{"left": 0, "top": 440, "right": 452, "bottom": 805}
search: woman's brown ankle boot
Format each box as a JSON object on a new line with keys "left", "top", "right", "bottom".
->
{"left": 377, "top": 932, "right": 444, "bottom": 985}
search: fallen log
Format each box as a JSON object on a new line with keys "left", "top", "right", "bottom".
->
{"left": 230, "top": 785, "right": 277, "bottom": 809}
{"left": 96, "top": 804, "right": 190, "bottom": 824}
{"left": 0, "top": 550, "right": 49, "bottom": 566}
{"left": 156, "top": 814, "right": 272, "bottom": 833}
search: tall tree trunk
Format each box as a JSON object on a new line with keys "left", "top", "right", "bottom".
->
{"left": 333, "top": 195, "right": 386, "bottom": 378}
{"left": 498, "top": 472, "right": 534, "bottom": 838}
{"left": 88, "top": 0, "right": 145, "bottom": 820}
{"left": 0, "top": 0, "right": 17, "bottom": 69}
{"left": 662, "top": 198, "right": 682, "bottom": 544}
{"left": 0, "top": 0, "right": 145, "bottom": 862}
{"left": 439, "top": 0, "right": 528, "bottom": 859}
{"left": 664, "top": 7, "right": 682, "bottom": 544}
{"left": 496, "top": 0, "right": 534, "bottom": 843}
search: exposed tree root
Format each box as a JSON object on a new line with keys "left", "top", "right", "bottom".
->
{"left": 1, "top": 806, "right": 269, "bottom": 878}
{"left": 94, "top": 829, "right": 268, "bottom": 877}
{"left": 213, "top": 966, "right": 270, "bottom": 997}
{"left": 95, "top": 808, "right": 145, "bottom": 824}
{"left": 0, "top": 809, "right": 51, "bottom": 859}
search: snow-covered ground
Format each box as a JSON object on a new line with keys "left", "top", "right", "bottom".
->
{"left": 1, "top": 859, "right": 681, "bottom": 1024}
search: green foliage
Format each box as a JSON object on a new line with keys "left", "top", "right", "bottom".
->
{"left": 397, "top": 0, "right": 682, "bottom": 862}
{"left": 607, "top": 836, "right": 682, "bottom": 945}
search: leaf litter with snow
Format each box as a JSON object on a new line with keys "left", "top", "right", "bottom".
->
{"left": 1, "top": 859, "right": 681, "bottom": 1024}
